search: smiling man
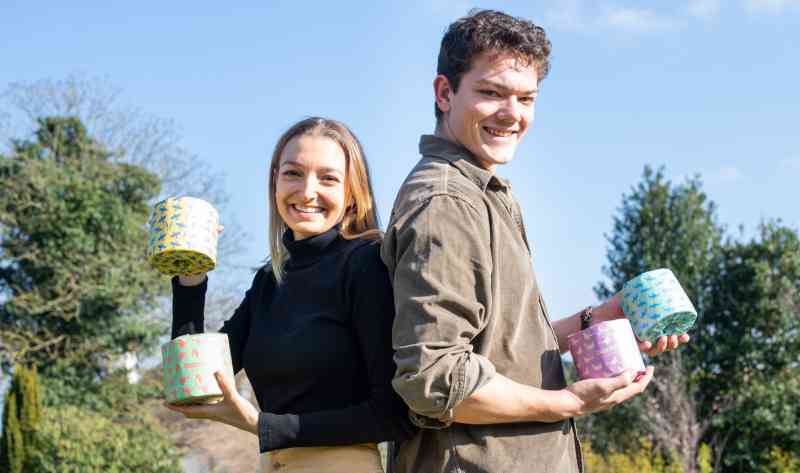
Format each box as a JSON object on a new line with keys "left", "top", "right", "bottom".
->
{"left": 381, "top": 10, "right": 686, "bottom": 473}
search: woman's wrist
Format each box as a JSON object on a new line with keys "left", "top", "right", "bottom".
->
{"left": 178, "top": 273, "right": 207, "bottom": 287}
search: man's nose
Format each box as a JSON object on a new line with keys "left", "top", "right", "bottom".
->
{"left": 497, "top": 97, "right": 523, "bottom": 123}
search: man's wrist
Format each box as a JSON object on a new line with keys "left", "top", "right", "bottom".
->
{"left": 591, "top": 294, "right": 624, "bottom": 324}
{"left": 522, "top": 387, "right": 579, "bottom": 422}
{"left": 549, "top": 389, "right": 582, "bottom": 420}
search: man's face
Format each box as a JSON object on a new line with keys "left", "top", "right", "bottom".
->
{"left": 436, "top": 52, "right": 539, "bottom": 172}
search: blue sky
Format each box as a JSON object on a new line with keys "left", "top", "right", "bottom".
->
{"left": 1, "top": 0, "right": 798, "bottom": 322}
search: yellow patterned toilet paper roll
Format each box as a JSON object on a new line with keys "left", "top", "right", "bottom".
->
{"left": 147, "top": 197, "right": 219, "bottom": 276}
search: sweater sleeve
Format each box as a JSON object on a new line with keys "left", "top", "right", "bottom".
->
{"left": 258, "top": 242, "right": 416, "bottom": 452}
{"left": 171, "top": 269, "right": 268, "bottom": 374}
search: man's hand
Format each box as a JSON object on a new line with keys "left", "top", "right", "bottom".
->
{"left": 561, "top": 367, "right": 655, "bottom": 417}
{"left": 164, "top": 371, "right": 260, "bottom": 435}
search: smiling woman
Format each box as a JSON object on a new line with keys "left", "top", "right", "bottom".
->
{"left": 267, "top": 118, "right": 382, "bottom": 283}
{"left": 167, "top": 117, "right": 415, "bottom": 472}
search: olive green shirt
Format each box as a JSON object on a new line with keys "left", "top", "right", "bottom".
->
{"left": 381, "top": 135, "right": 582, "bottom": 473}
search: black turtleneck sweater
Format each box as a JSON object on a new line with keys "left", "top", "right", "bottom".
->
{"left": 171, "top": 227, "right": 415, "bottom": 452}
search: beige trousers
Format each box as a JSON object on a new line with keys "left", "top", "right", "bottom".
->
{"left": 260, "top": 443, "right": 384, "bottom": 473}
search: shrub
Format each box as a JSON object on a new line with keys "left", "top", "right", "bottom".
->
{"left": 26, "top": 405, "right": 180, "bottom": 473}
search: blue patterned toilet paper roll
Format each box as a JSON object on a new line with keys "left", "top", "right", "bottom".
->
{"left": 620, "top": 268, "right": 697, "bottom": 342}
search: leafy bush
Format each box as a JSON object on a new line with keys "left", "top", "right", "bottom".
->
{"left": 26, "top": 405, "right": 180, "bottom": 473}
{"left": 583, "top": 439, "right": 684, "bottom": 473}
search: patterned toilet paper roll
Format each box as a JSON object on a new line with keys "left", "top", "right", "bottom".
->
{"left": 147, "top": 196, "right": 219, "bottom": 276}
{"left": 568, "top": 319, "right": 645, "bottom": 380}
{"left": 620, "top": 268, "right": 698, "bottom": 343}
{"left": 161, "top": 333, "right": 235, "bottom": 405}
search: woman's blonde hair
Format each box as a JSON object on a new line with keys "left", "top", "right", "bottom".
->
{"left": 268, "top": 117, "right": 381, "bottom": 282}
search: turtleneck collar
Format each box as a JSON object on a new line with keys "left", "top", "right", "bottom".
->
{"left": 282, "top": 224, "right": 342, "bottom": 269}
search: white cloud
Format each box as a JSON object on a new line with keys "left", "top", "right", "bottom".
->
{"left": 602, "top": 7, "right": 682, "bottom": 33}
{"left": 718, "top": 166, "right": 743, "bottom": 182}
{"left": 687, "top": 0, "right": 721, "bottom": 19}
{"left": 744, "top": 0, "right": 800, "bottom": 14}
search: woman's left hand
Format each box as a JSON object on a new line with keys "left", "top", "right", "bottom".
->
{"left": 165, "top": 371, "right": 260, "bottom": 435}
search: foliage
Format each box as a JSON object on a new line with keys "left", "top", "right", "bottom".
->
{"left": 590, "top": 166, "right": 723, "bottom": 470}
{"left": 583, "top": 438, "right": 684, "bottom": 473}
{"left": 39, "top": 363, "right": 163, "bottom": 412}
{"left": 0, "top": 365, "right": 42, "bottom": 472}
{"left": 764, "top": 447, "right": 800, "bottom": 473}
{"left": 18, "top": 365, "right": 182, "bottom": 472}
{"left": 590, "top": 166, "right": 800, "bottom": 472}
{"left": 0, "top": 116, "right": 167, "bottom": 377}
{"left": 0, "top": 392, "right": 24, "bottom": 473}
{"left": 697, "top": 443, "right": 713, "bottom": 473}
{"left": 25, "top": 404, "right": 180, "bottom": 473}
{"left": 0, "top": 74, "right": 247, "bottom": 301}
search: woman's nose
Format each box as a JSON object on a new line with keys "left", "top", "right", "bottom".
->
{"left": 301, "top": 177, "right": 319, "bottom": 200}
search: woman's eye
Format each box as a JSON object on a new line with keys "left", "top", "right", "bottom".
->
{"left": 282, "top": 170, "right": 301, "bottom": 177}
{"left": 322, "top": 175, "right": 340, "bottom": 183}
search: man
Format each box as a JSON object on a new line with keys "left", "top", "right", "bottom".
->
{"left": 381, "top": 10, "right": 689, "bottom": 473}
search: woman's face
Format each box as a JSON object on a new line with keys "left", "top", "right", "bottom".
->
{"left": 275, "top": 135, "right": 348, "bottom": 240}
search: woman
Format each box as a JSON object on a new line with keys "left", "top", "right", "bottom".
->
{"left": 166, "top": 117, "right": 414, "bottom": 472}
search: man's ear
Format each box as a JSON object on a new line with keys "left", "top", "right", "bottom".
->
{"left": 434, "top": 75, "right": 452, "bottom": 114}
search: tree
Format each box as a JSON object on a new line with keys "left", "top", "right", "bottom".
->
{"left": 696, "top": 222, "right": 800, "bottom": 471}
{"left": 0, "top": 116, "right": 165, "bottom": 377}
{"left": 590, "top": 166, "right": 800, "bottom": 472}
{"left": 0, "top": 74, "right": 246, "bottom": 270}
{"left": 0, "top": 365, "right": 42, "bottom": 472}
{"left": 0, "top": 393, "right": 24, "bottom": 473}
{"left": 0, "top": 74, "right": 252, "bottom": 370}
{"left": 590, "top": 166, "right": 723, "bottom": 472}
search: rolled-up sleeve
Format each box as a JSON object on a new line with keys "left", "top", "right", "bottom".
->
{"left": 382, "top": 194, "right": 496, "bottom": 428}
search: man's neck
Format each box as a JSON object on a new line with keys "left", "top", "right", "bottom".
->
{"left": 432, "top": 123, "right": 497, "bottom": 174}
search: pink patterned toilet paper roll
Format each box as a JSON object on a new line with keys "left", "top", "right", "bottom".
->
{"left": 568, "top": 319, "right": 645, "bottom": 380}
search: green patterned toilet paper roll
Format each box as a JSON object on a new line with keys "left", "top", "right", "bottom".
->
{"left": 161, "top": 333, "right": 234, "bottom": 405}
{"left": 620, "top": 268, "right": 698, "bottom": 343}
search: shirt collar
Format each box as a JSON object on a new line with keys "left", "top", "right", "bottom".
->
{"left": 418, "top": 134, "right": 510, "bottom": 192}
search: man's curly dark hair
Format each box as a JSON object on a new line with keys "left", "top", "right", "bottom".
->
{"left": 435, "top": 9, "right": 552, "bottom": 121}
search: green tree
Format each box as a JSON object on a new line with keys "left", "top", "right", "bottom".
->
{"left": 589, "top": 166, "right": 723, "bottom": 472}
{"left": 0, "top": 393, "right": 24, "bottom": 473}
{"left": 18, "top": 365, "right": 42, "bottom": 444}
{"left": 698, "top": 223, "right": 800, "bottom": 471}
{"left": 0, "top": 116, "right": 166, "bottom": 381}
{"left": 589, "top": 166, "right": 800, "bottom": 472}
{"left": 0, "top": 365, "right": 42, "bottom": 472}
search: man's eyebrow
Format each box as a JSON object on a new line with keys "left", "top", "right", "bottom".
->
{"left": 475, "top": 79, "right": 538, "bottom": 95}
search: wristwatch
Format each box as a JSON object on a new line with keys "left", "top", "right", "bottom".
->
{"left": 580, "top": 306, "right": 593, "bottom": 331}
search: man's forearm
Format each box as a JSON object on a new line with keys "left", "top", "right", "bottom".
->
{"left": 551, "top": 299, "right": 620, "bottom": 353}
{"left": 452, "top": 373, "right": 577, "bottom": 424}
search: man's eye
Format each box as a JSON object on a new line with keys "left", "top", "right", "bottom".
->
{"left": 521, "top": 96, "right": 536, "bottom": 105}
{"left": 481, "top": 90, "right": 500, "bottom": 98}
